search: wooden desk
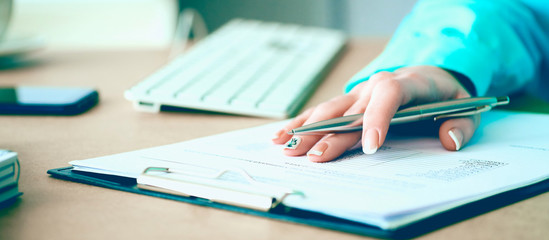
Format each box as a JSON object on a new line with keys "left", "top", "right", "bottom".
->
{"left": 0, "top": 39, "right": 547, "bottom": 240}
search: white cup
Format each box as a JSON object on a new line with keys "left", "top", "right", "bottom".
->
{"left": 0, "top": 0, "right": 13, "bottom": 41}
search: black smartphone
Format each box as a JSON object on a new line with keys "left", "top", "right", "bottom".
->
{"left": 0, "top": 86, "right": 99, "bottom": 115}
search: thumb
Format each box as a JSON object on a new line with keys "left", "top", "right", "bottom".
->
{"left": 438, "top": 115, "right": 480, "bottom": 151}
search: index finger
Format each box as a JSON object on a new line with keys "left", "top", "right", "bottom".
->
{"left": 272, "top": 107, "right": 313, "bottom": 145}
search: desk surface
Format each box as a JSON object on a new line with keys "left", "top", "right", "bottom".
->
{"left": 0, "top": 39, "right": 548, "bottom": 240}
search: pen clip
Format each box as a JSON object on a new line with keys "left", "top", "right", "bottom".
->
{"left": 434, "top": 105, "right": 492, "bottom": 121}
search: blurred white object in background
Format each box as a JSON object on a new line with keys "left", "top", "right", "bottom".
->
{"left": 168, "top": 8, "right": 208, "bottom": 59}
{"left": 0, "top": 0, "right": 45, "bottom": 60}
{"left": 8, "top": 0, "right": 178, "bottom": 50}
{"left": 0, "top": 0, "right": 12, "bottom": 40}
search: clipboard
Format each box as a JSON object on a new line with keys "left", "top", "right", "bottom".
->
{"left": 48, "top": 166, "right": 549, "bottom": 239}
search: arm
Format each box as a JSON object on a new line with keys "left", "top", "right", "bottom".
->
{"left": 273, "top": 0, "right": 543, "bottom": 162}
{"left": 346, "top": 0, "right": 542, "bottom": 97}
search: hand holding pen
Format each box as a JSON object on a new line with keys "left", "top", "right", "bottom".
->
{"left": 288, "top": 96, "right": 509, "bottom": 135}
{"left": 272, "top": 66, "right": 508, "bottom": 162}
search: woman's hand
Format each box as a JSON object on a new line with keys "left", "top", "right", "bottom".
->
{"left": 272, "top": 66, "right": 480, "bottom": 162}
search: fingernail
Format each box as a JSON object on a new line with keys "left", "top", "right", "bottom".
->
{"left": 448, "top": 128, "right": 463, "bottom": 151}
{"left": 272, "top": 129, "right": 285, "bottom": 141}
{"left": 307, "top": 142, "right": 328, "bottom": 157}
{"left": 284, "top": 137, "right": 301, "bottom": 150}
{"left": 363, "top": 129, "right": 379, "bottom": 154}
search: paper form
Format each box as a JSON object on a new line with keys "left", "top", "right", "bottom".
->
{"left": 70, "top": 110, "right": 549, "bottom": 229}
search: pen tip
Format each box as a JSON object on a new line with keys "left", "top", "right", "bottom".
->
{"left": 287, "top": 130, "right": 294, "bottom": 135}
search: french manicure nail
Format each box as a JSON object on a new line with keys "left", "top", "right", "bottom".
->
{"left": 285, "top": 137, "right": 301, "bottom": 150}
{"left": 307, "top": 142, "right": 328, "bottom": 157}
{"left": 448, "top": 129, "right": 463, "bottom": 151}
{"left": 363, "top": 129, "right": 379, "bottom": 154}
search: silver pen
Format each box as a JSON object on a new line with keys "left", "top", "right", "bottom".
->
{"left": 289, "top": 96, "right": 510, "bottom": 135}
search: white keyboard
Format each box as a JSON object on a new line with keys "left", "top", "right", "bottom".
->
{"left": 125, "top": 19, "right": 346, "bottom": 119}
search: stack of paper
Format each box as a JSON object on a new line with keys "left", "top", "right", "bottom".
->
{"left": 69, "top": 111, "right": 549, "bottom": 230}
{"left": 0, "top": 150, "right": 22, "bottom": 207}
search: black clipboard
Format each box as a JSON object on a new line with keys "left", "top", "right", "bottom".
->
{"left": 48, "top": 166, "right": 549, "bottom": 239}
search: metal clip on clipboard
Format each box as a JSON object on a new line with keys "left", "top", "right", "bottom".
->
{"left": 137, "top": 167, "right": 302, "bottom": 211}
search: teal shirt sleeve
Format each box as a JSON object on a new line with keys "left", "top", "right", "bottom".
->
{"left": 345, "top": 0, "right": 543, "bottom": 97}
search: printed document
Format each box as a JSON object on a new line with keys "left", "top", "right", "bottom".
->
{"left": 70, "top": 110, "right": 549, "bottom": 229}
